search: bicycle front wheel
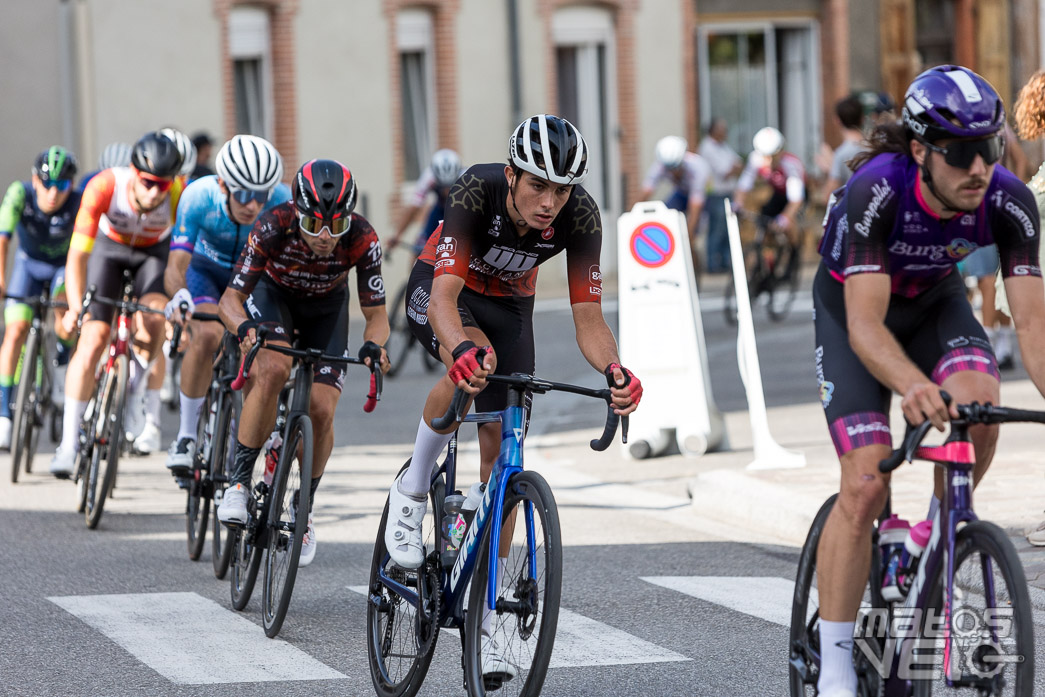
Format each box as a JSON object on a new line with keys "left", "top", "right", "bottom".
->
{"left": 85, "top": 355, "right": 127, "bottom": 529}
{"left": 464, "top": 470, "right": 562, "bottom": 697}
{"left": 10, "top": 331, "right": 41, "bottom": 483}
{"left": 211, "top": 389, "right": 240, "bottom": 579}
{"left": 912, "top": 520, "right": 1034, "bottom": 697}
{"left": 384, "top": 284, "right": 414, "bottom": 378}
{"left": 262, "top": 416, "right": 313, "bottom": 638}
{"left": 186, "top": 390, "right": 216, "bottom": 561}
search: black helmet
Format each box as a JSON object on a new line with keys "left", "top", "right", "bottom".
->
{"left": 131, "top": 131, "right": 184, "bottom": 178}
{"left": 293, "top": 159, "right": 357, "bottom": 221}
{"left": 34, "top": 145, "right": 78, "bottom": 182}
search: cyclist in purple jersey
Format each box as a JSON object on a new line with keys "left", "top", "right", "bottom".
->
{"left": 811, "top": 65, "right": 1045, "bottom": 697}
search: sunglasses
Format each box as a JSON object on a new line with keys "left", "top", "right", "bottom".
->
{"left": 138, "top": 174, "right": 174, "bottom": 192}
{"left": 298, "top": 212, "right": 351, "bottom": 238}
{"left": 41, "top": 178, "right": 72, "bottom": 192}
{"left": 229, "top": 188, "right": 271, "bottom": 205}
{"left": 922, "top": 135, "right": 1004, "bottom": 169}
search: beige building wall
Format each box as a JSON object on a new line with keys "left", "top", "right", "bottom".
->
{"left": 456, "top": 0, "right": 512, "bottom": 165}
{"left": 635, "top": 0, "right": 686, "bottom": 190}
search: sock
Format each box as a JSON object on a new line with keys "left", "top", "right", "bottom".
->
{"left": 178, "top": 393, "right": 205, "bottom": 441}
{"left": 144, "top": 389, "right": 161, "bottom": 427}
{"left": 0, "top": 376, "right": 13, "bottom": 419}
{"left": 61, "top": 399, "right": 89, "bottom": 453}
{"left": 482, "top": 558, "right": 509, "bottom": 637}
{"left": 308, "top": 475, "right": 322, "bottom": 512}
{"left": 400, "top": 419, "right": 454, "bottom": 498}
{"left": 817, "top": 620, "right": 857, "bottom": 695}
{"left": 230, "top": 441, "right": 261, "bottom": 487}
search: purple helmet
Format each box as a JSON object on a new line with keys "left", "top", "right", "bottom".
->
{"left": 902, "top": 65, "right": 1005, "bottom": 142}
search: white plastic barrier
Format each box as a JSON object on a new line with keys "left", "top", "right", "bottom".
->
{"left": 725, "top": 201, "right": 805, "bottom": 470}
{"left": 616, "top": 200, "right": 725, "bottom": 458}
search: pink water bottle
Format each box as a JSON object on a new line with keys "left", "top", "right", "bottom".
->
{"left": 262, "top": 432, "right": 282, "bottom": 485}
{"left": 879, "top": 514, "right": 911, "bottom": 602}
{"left": 898, "top": 520, "right": 933, "bottom": 595}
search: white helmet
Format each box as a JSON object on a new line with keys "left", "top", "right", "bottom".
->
{"left": 159, "top": 127, "right": 197, "bottom": 176}
{"left": 98, "top": 142, "right": 132, "bottom": 170}
{"left": 655, "top": 136, "right": 688, "bottom": 168}
{"left": 509, "top": 114, "right": 589, "bottom": 185}
{"left": 752, "top": 127, "right": 785, "bottom": 157}
{"left": 430, "top": 149, "right": 462, "bottom": 187}
{"left": 216, "top": 135, "right": 284, "bottom": 191}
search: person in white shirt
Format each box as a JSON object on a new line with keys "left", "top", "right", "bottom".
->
{"left": 698, "top": 118, "right": 743, "bottom": 272}
{"left": 638, "top": 136, "right": 711, "bottom": 260}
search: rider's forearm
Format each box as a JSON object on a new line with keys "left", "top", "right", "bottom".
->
{"left": 429, "top": 276, "right": 470, "bottom": 351}
{"left": 360, "top": 304, "right": 391, "bottom": 346}
{"left": 218, "top": 288, "right": 250, "bottom": 334}
{"left": 164, "top": 250, "right": 192, "bottom": 297}
{"left": 849, "top": 320, "right": 929, "bottom": 396}
{"left": 65, "top": 248, "right": 90, "bottom": 313}
{"left": 572, "top": 302, "right": 620, "bottom": 371}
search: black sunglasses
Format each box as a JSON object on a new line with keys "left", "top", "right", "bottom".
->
{"left": 921, "top": 135, "right": 1005, "bottom": 170}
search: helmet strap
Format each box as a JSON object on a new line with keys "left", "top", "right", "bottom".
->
{"left": 919, "top": 153, "right": 972, "bottom": 216}
{"left": 508, "top": 172, "right": 528, "bottom": 228}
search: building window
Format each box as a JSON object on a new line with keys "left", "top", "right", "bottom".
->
{"left": 398, "top": 9, "right": 435, "bottom": 182}
{"left": 229, "top": 6, "right": 273, "bottom": 138}
{"left": 915, "top": 0, "right": 955, "bottom": 67}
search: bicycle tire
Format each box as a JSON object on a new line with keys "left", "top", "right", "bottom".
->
{"left": 767, "top": 237, "right": 802, "bottom": 322}
{"left": 186, "top": 390, "right": 217, "bottom": 561}
{"left": 211, "top": 389, "right": 239, "bottom": 579}
{"left": 384, "top": 284, "right": 414, "bottom": 378}
{"left": 789, "top": 494, "right": 835, "bottom": 696}
{"left": 262, "top": 416, "right": 313, "bottom": 638}
{"left": 165, "top": 352, "right": 182, "bottom": 411}
{"left": 463, "top": 470, "right": 562, "bottom": 697}
{"left": 230, "top": 502, "right": 264, "bottom": 610}
{"left": 911, "top": 520, "right": 1034, "bottom": 696}
{"left": 74, "top": 400, "right": 97, "bottom": 514}
{"left": 366, "top": 460, "right": 443, "bottom": 697}
{"left": 10, "top": 331, "right": 41, "bottom": 483}
{"left": 85, "top": 355, "right": 127, "bottom": 529}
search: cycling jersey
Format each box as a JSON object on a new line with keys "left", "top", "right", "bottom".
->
{"left": 0, "top": 181, "right": 82, "bottom": 263}
{"left": 818, "top": 153, "right": 1040, "bottom": 297}
{"left": 416, "top": 163, "right": 603, "bottom": 302}
{"left": 736, "top": 151, "right": 805, "bottom": 217}
{"left": 229, "top": 201, "right": 385, "bottom": 304}
{"left": 408, "top": 166, "right": 458, "bottom": 253}
{"left": 641, "top": 153, "right": 711, "bottom": 209}
{"left": 170, "top": 176, "right": 291, "bottom": 267}
{"left": 71, "top": 167, "right": 183, "bottom": 253}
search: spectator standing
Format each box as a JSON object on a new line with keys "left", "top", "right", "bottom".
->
{"left": 190, "top": 132, "right": 215, "bottom": 181}
{"left": 698, "top": 118, "right": 743, "bottom": 272}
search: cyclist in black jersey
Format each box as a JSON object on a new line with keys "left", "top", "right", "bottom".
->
{"left": 812, "top": 65, "right": 1045, "bottom": 697}
{"left": 381, "top": 114, "right": 642, "bottom": 679}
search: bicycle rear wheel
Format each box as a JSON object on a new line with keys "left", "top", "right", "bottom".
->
{"left": 85, "top": 355, "right": 127, "bottom": 529}
{"left": 463, "top": 470, "right": 562, "bottom": 697}
{"left": 366, "top": 460, "right": 443, "bottom": 697}
{"left": 912, "top": 520, "right": 1034, "bottom": 696}
{"left": 10, "top": 331, "right": 41, "bottom": 483}
{"left": 186, "top": 390, "right": 216, "bottom": 561}
{"left": 211, "top": 389, "right": 239, "bottom": 579}
{"left": 384, "top": 284, "right": 414, "bottom": 378}
{"left": 262, "top": 416, "right": 313, "bottom": 638}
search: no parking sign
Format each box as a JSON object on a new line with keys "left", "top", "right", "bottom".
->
{"left": 616, "top": 201, "right": 724, "bottom": 458}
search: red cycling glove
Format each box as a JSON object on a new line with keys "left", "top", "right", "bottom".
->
{"left": 604, "top": 363, "right": 643, "bottom": 406}
{"left": 448, "top": 343, "right": 490, "bottom": 386}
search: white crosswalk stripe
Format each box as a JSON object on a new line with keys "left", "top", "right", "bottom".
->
{"left": 49, "top": 592, "right": 346, "bottom": 685}
{"left": 641, "top": 576, "right": 798, "bottom": 627}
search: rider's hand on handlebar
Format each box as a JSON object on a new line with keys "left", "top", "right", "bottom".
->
{"left": 604, "top": 363, "right": 642, "bottom": 416}
{"left": 358, "top": 340, "right": 390, "bottom": 374}
{"left": 164, "top": 288, "right": 195, "bottom": 325}
{"left": 448, "top": 342, "right": 493, "bottom": 394}
{"left": 62, "top": 307, "right": 80, "bottom": 335}
{"left": 900, "top": 382, "right": 956, "bottom": 432}
{"left": 236, "top": 320, "right": 259, "bottom": 352}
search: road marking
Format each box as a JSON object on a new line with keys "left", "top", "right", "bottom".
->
{"left": 348, "top": 586, "right": 689, "bottom": 667}
{"left": 49, "top": 592, "right": 346, "bottom": 684}
{"left": 641, "top": 576, "right": 797, "bottom": 627}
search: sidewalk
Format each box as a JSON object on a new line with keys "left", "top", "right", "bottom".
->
{"left": 682, "top": 377, "right": 1045, "bottom": 604}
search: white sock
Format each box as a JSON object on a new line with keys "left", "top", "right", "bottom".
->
{"left": 400, "top": 419, "right": 453, "bottom": 497}
{"left": 61, "top": 399, "right": 89, "bottom": 453}
{"left": 817, "top": 620, "right": 857, "bottom": 695}
{"left": 178, "top": 393, "right": 205, "bottom": 441}
{"left": 144, "top": 389, "right": 162, "bottom": 427}
{"left": 482, "top": 559, "right": 508, "bottom": 637}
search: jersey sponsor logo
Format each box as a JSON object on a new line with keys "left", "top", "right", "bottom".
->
{"left": 903, "top": 224, "right": 929, "bottom": 236}
{"left": 1005, "top": 200, "right": 1037, "bottom": 240}
{"left": 845, "top": 264, "right": 883, "bottom": 274}
{"left": 854, "top": 178, "right": 894, "bottom": 237}
{"left": 487, "top": 215, "right": 503, "bottom": 238}
{"left": 367, "top": 275, "right": 385, "bottom": 294}
{"left": 409, "top": 286, "right": 430, "bottom": 311}
{"left": 533, "top": 242, "right": 555, "bottom": 249}
{"left": 846, "top": 421, "right": 890, "bottom": 437}
{"left": 368, "top": 239, "right": 383, "bottom": 264}
{"left": 904, "top": 211, "right": 920, "bottom": 223}
{"left": 482, "top": 245, "right": 538, "bottom": 273}
{"left": 1012, "top": 264, "right": 1040, "bottom": 276}
{"left": 435, "top": 236, "right": 457, "bottom": 269}
{"left": 959, "top": 214, "right": 974, "bottom": 226}
{"left": 541, "top": 227, "right": 555, "bottom": 240}
{"left": 888, "top": 238, "right": 976, "bottom": 262}
{"left": 830, "top": 217, "right": 847, "bottom": 260}
{"left": 814, "top": 346, "right": 834, "bottom": 408}
{"left": 588, "top": 264, "right": 603, "bottom": 297}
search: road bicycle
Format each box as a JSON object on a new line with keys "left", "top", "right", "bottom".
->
{"left": 167, "top": 308, "right": 238, "bottom": 578}
{"left": 724, "top": 211, "right": 803, "bottom": 325}
{"left": 6, "top": 291, "right": 66, "bottom": 483}
{"left": 228, "top": 327, "right": 382, "bottom": 637}
{"left": 70, "top": 270, "right": 165, "bottom": 529}
{"left": 384, "top": 280, "right": 441, "bottom": 378}
{"left": 789, "top": 395, "right": 1037, "bottom": 696}
{"left": 366, "top": 368, "right": 627, "bottom": 697}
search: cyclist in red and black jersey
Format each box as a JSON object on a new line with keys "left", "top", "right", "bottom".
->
{"left": 382, "top": 114, "right": 642, "bottom": 678}
{"left": 216, "top": 159, "right": 390, "bottom": 568}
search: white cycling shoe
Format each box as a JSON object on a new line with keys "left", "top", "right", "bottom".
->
{"left": 480, "top": 632, "right": 518, "bottom": 683}
{"left": 0, "top": 416, "right": 12, "bottom": 451}
{"left": 218, "top": 483, "right": 249, "bottom": 526}
{"left": 384, "top": 473, "right": 427, "bottom": 569}
{"left": 298, "top": 515, "right": 316, "bottom": 567}
{"left": 50, "top": 446, "right": 76, "bottom": 478}
{"left": 133, "top": 421, "right": 161, "bottom": 455}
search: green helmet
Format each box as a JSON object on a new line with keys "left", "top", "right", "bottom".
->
{"left": 33, "top": 145, "right": 78, "bottom": 182}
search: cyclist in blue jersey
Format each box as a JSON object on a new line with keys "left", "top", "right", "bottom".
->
{"left": 385, "top": 149, "right": 463, "bottom": 259}
{"left": 812, "top": 65, "right": 1045, "bottom": 697}
{"left": 0, "top": 147, "right": 80, "bottom": 450}
{"left": 163, "top": 135, "right": 288, "bottom": 476}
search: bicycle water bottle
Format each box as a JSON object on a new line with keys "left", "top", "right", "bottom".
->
{"left": 460, "top": 482, "right": 485, "bottom": 531}
{"left": 441, "top": 493, "right": 467, "bottom": 567}
{"left": 879, "top": 514, "right": 911, "bottom": 602}
{"left": 898, "top": 519, "right": 932, "bottom": 596}
{"left": 262, "top": 431, "right": 282, "bottom": 486}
